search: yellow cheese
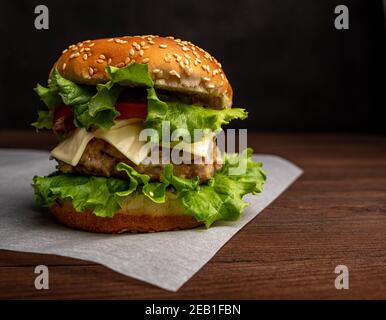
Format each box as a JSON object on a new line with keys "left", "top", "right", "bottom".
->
{"left": 95, "top": 121, "right": 152, "bottom": 165}
{"left": 169, "top": 131, "right": 215, "bottom": 158}
{"left": 50, "top": 128, "right": 94, "bottom": 166}
{"left": 51, "top": 120, "right": 215, "bottom": 167}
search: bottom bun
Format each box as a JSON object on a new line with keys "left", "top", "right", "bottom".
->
{"left": 49, "top": 201, "right": 203, "bottom": 233}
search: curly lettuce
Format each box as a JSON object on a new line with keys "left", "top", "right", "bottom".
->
{"left": 32, "top": 149, "right": 266, "bottom": 227}
{"left": 33, "top": 63, "right": 248, "bottom": 138}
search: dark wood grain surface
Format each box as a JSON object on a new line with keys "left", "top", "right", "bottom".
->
{"left": 1, "top": 130, "right": 386, "bottom": 299}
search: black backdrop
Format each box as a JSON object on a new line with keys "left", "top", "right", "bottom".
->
{"left": 1, "top": 0, "right": 385, "bottom": 132}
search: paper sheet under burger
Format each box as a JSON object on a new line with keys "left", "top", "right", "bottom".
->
{"left": 0, "top": 149, "right": 301, "bottom": 291}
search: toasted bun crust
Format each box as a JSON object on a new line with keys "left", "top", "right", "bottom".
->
{"left": 52, "top": 35, "right": 232, "bottom": 109}
{"left": 49, "top": 200, "right": 203, "bottom": 233}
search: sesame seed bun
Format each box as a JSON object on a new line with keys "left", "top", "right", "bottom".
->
{"left": 49, "top": 195, "right": 203, "bottom": 233}
{"left": 52, "top": 35, "right": 232, "bottom": 109}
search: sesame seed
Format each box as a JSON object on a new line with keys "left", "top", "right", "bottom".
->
{"left": 71, "top": 47, "right": 78, "bottom": 51}
{"left": 184, "top": 58, "right": 189, "bottom": 65}
{"left": 80, "top": 47, "right": 85, "bottom": 53}
{"left": 84, "top": 40, "right": 91, "bottom": 43}
{"left": 221, "top": 73, "right": 225, "bottom": 79}
{"left": 107, "top": 38, "right": 114, "bottom": 42}
{"left": 116, "top": 62, "right": 125, "bottom": 67}
{"left": 179, "top": 61, "right": 185, "bottom": 68}
{"left": 164, "top": 54, "right": 172, "bottom": 62}
{"left": 139, "top": 49, "right": 144, "bottom": 57}
{"left": 142, "top": 45, "right": 149, "bottom": 50}
{"left": 207, "top": 84, "right": 215, "bottom": 89}
{"left": 125, "top": 57, "right": 131, "bottom": 64}
{"left": 166, "top": 36, "right": 174, "bottom": 39}
{"left": 62, "top": 49, "right": 68, "bottom": 54}
{"left": 68, "top": 44, "right": 75, "bottom": 49}
{"left": 97, "top": 59, "right": 104, "bottom": 64}
{"left": 140, "top": 41, "right": 146, "bottom": 46}
{"left": 177, "top": 42, "right": 184, "bottom": 47}
{"left": 202, "top": 76, "right": 210, "bottom": 81}
{"left": 89, "top": 43, "right": 95, "bottom": 47}
{"left": 69, "top": 52, "right": 79, "bottom": 59}
{"left": 184, "top": 53, "right": 191, "bottom": 59}
{"left": 142, "top": 58, "right": 150, "bottom": 63}
{"left": 134, "top": 44, "right": 141, "bottom": 50}
{"left": 99, "top": 54, "right": 106, "bottom": 60}
{"left": 129, "top": 49, "right": 135, "bottom": 56}
{"left": 84, "top": 47, "right": 90, "bottom": 51}
{"left": 78, "top": 43, "right": 83, "bottom": 47}
{"left": 148, "top": 40, "right": 155, "bottom": 45}
{"left": 108, "top": 58, "right": 112, "bottom": 64}
{"left": 169, "top": 70, "right": 181, "bottom": 78}
{"left": 83, "top": 54, "right": 88, "bottom": 60}
{"left": 182, "top": 46, "right": 189, "bottom": 52}
{"left": 132, "top": 41, "right": 138, "bottom": 47}
{"left": 152, "top": 68, "right": 160, "bottom": 73}
{"left": 88, "top": 67, "right": 94, "bottom": 76}
{"left": 159, "top": 44, "right": 168, "bottom": 48}
{"left": 62, "top": 63, "right": 66, "bottom": 70}
{"left": 176, "top": 56, "right": 182, "bottom": 62}
{"left": 175, "top": 38, "right": 181, "bottom": 43}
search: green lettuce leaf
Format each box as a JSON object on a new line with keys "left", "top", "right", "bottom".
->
{"left": 50, "top": 70, "right": 94, "bottom": 106}
{"left": 181, "top": 148, "right": 266, "bottom": 227}
{"left": 106, "top": 63, "right": 153, "bottom": 87}
{"left": 32, "top": 149, "right": 266, "bottom": 226}
{"left": 31, "top": 110, "right": 54, "bottom": 129}
{"left": 32, "top": 173, "right": 131, "bottom": 217}
{"left": 145, "top": 87, "right": 248, "bottom": 141}
{"left": 116, "top": 162, "right": 150, "bottom": 196}
{"left": 73, "top": 82, "right": 122, "bottom": 130}
{"left": 33, "top": 70, "right": 123, "bottom": 130}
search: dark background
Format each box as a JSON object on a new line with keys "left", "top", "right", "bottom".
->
{"left": 1, "top": 0, "right": 385, "bottom": 132}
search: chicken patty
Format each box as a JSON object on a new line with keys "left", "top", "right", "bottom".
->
{"left": 56, "top": 138, "right": 221, "bottom": 183}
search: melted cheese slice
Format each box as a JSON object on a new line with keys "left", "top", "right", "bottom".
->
{"left": 51, "top": 128, "right": 94, "bottom": 166}
{"left": 51, "top": 120, "right": 215, "bottom": 167}
{"left": 170, "top": 132, "right": 215, "bottom": 158}
{"left": 94, "top": 121, "right": 152, "bottom": 165}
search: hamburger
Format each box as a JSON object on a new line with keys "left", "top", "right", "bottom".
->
{"left": 32, "top": 35, "right": 266, "bottom": 233}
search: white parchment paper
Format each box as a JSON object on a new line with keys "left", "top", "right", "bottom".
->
{"left": 0, "top": 149, "right": 302, "bottom": 291}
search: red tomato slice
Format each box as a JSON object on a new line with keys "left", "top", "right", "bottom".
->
{"left": 116, "top": 101, "right": 147, "bottom": 120}
{"left": 52, "top": 105, "right": 75, "bottom": 136}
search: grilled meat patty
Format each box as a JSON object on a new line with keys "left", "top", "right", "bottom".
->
{"left": 56, "top": 138, "right": 221, "bottom": 183}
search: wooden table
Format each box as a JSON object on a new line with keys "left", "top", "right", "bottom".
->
{"left": 1, "top": 131, "right": 385, "bottom": 299}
